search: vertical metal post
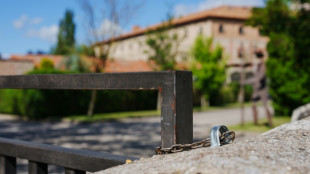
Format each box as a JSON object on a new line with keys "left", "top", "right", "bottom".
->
{"left": 160, "top": 71, "right": 193, "bottom": 148}
{"left": 65, "top": 168, "right": 86, "bottom": 174}
{"left": 28, "top": 160, "right": 48, "bottom": 174}
{"left": 0, "top": 156, "right": 16, "bottom": 174}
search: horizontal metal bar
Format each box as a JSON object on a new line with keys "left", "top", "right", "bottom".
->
{"left": 0, "top": 71, "right": 178, "bottom": 90}
{"left": 0, "top": 138, "right": 137, "bottom": 172}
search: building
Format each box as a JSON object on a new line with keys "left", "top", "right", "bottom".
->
{"left": 0, "top": 59, "right": 33, "bottom": 75}
{"left": 5, "top": 54, "right": 154, "bottom": 74}
{"left": 95, "top": 6, "right": 269, "bottom": 82}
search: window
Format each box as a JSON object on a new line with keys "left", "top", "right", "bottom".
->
{"left": 199, "top": 26, "right": 203, "bottom": 34}
{"left": 184, "top": 29, "right": 188, "bottom": 38}
{"left": 239, "top": 26, "right": 244, "bottom": 35}
{"left": 219, "top": 24, "right": 224, "bottom": 33}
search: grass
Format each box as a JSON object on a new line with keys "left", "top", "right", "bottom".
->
{"left": 228, "top": 116, "right": 291, "bottom": 133}
{"left": 64, "top": 110, "right": 160, "bottom": 122}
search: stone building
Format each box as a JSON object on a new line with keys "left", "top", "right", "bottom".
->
{"left": 95, "top": 6, "right": 269, "bottom": 82}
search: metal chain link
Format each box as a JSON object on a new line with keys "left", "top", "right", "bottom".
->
{"left": 155, "top": 130, "right": 235, "bottom": 155}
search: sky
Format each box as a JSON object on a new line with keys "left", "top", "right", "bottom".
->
{"left": 0, "top": 0, "right": 264, "bottom": 58}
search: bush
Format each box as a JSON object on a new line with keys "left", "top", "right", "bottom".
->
{"left": 207, "top": 82, "right": 252, "bottom": 106}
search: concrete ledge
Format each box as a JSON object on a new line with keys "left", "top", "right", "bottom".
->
{"left": 96, "top": 119, "right": 310, "bottom": 174}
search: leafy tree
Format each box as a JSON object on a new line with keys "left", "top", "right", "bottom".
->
{"left": 55, "top": 10, "right": 76, "bottom": 55}
{"left": 39, "top": 58, "right": 54, "bottom": 70}
{"left": 76, "top": 44, "right": 96, "bottom": 57}
{"left": 144, "top": 20, "right": 182, "bottom": 70}
{"left": 191, "top": 35, "right": 226, "bottom": 105}
{"left": 79, "top": 0, "right": 145, "bottom": 116}
{"left": 246, "top": 0, "right": 310, "bottom": 115}
{"left": 63, "top": 54, "right": 91, "bottom": 73}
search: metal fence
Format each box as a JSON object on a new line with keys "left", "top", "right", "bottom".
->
{"left": 0, "top": 71, "right": 193, "bottom": 173}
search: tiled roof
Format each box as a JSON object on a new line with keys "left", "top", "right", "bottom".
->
{"left": 98, "top": 6, "right": 252, "bottom": 44}
{"left": 10, "top": 54, "right": 64, "bottom": 67}
{"left": 9, "top": 54, "right": 187, "bottom": 73}
{"left": 104, "top": 59, "right": 155, "bottom": 73}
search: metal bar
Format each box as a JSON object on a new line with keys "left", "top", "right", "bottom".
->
{"left": 0, "top": 138, "right": 137, "bottom": 172}
{"left": 0, "top": 156, "right": 16, "bottom": 174}
{"left": 160, "top": 71, "right": 193, "bottom": 147}
{"left": 0, "top": 72, "right": 173, "bottom": 90}
{"left": 0, "top": 71, "right": 193, "bottom": 148}
{"left": 65, "top": 168, "right": 86, "bottom": 174}
{"left": 28, "top": 160, "right": 48, "bottom": 174}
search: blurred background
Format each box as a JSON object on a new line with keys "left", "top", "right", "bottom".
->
{"left": 0, "top": 0, "right": 309, "bottom": 172}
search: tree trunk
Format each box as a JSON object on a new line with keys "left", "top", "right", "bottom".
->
{"left": 239, "top": 62, "right": 245, "bottom": 126}
{"left": 157, "top": 91, "right": 162, "bottom": 111}
{"left": 200, "top": 95, "right": 209, "bottom": 108}
{"left": 87, "top": 90, "right": 97, "bottom": 117}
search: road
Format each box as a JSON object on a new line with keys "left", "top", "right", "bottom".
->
{"left": 0, "top": 105, "right": 270, "bottom": 173}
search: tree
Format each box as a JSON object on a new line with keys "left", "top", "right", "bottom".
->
{"left": 79, "top": 0, "right": 145, "bottom": 116}
{"left": 55, "top": 10, "right": 76, "bottom": 55}
{"left": 63, "top": 54, "right": 91, "bottom": 73}
{"left": 144, "top": 19, "right": 182, "bottom": 70}
{"left": 246, "top": 0, "right": 310, "bottom": 115}
{"left": 191, "top": 35, "right": 226, "bottom": 106}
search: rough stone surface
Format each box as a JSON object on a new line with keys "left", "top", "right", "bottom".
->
{"left": 96, "top": 119, "right": 310, "bottom": 174}
{"left": 291, "top": 103, "right": 310, "bottom": 121}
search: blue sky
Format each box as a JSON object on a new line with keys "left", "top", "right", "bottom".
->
{"left": 0, "top": 0, "right": 264, "bottom": 58}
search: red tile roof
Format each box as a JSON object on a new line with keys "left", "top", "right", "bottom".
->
{"left": 98, "top": 6, "right": 252, "bottom": 44}
{"left": 10, "top": 54, "right": 64, "bottom": 67}
{"left": 104, "top": 59, "right": 155, "bottom": 73}
{"left": 10, "top": 54, "right": 186, "bottom": 73}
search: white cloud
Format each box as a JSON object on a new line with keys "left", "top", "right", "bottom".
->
{"left": 27, "top": 25, "right": 59, "bottom": 43}
{"left": 173, "top": 0, "right": 264, "bottom": 17}
{"left": 13, "top": 14, "right": 43, "bottom": 29}
{"left": 95, "top": 19, "right": 125, "bottom": 40}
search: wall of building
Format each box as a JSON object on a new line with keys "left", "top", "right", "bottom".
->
{"left": 0, "top": 60, "right": 34, "bottom": 75}
{"left": 97, "top": 17, "right": 269, "bottom": 82}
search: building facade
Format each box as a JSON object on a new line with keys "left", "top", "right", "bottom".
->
{"left": 96, "top": 6, "right": 269, "bottom": 82}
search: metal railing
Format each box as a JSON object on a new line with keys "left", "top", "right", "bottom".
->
{"left": 0, "top": 71, "right": 193, "bottom": 173}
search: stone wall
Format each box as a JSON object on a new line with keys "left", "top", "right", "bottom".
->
{"left": 96, "top": 119, "right": 310, "bottom": 174}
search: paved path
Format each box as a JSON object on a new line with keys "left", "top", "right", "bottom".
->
{"left": 0, "top": 105, "right": 270, "bottom": 173}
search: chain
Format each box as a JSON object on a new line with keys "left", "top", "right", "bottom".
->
{"left": 155, "top": 130, "right": 235, "bottom": 155}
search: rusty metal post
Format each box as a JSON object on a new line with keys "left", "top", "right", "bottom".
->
{"left": 28, "top": 160, "right": 48, "bottom": 174}
{"left": 65, "top": 168, "right": 86, "bottom": 174}
{"left": 160, "top": 71, "right": 193, "bottom": 148}
{"left": 0, "top": 156, "right": 16, "bottom": 174}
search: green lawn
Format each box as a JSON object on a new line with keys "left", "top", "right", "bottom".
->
{"left": 228, "top": 116, "right": 291, "bottom": 133}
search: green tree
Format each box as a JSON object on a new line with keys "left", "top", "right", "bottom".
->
{"left": 246, "top": 0, "right": 310, "bottom": 115}
{"left": 39, "top": 58, "right": 54, "bottom": 70}
{"left": 55, "top": 10, "right": 76, "bottom": 55}
{"left": 144, "top": 20, "right": 182, "bottom": 70}
{"left": 63, "top": 54, "right": 91, "bottom": 73}
{"left": 191, "top": 35, "right": 226, "bottom": 105}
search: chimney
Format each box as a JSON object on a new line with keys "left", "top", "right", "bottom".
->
{"left": 132, "top": 25, "right": 141, "bottom": 32}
